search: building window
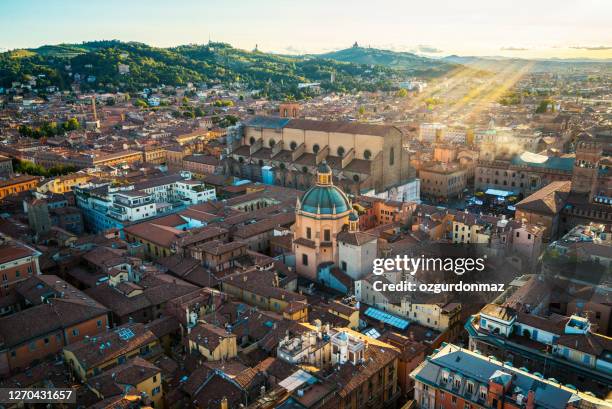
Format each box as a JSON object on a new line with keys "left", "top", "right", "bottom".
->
{"left": 302, "top": 254, "right": 308, "bottom": 266}
{"left": 290, "top": 141, "right": 297, "bottom": 150}
{"left": 313, "top": 144, "right": 320, "bottom": 154}
{"left": 152, "top": 386, "right": 161, "bottom": 396}
{"left": 452, "top": 396, "right": 457, "bottom": 404}
{"left": 97, "top": 320, "right": 103, "bottom": 328}
{"left": 390, "top": 147, "right": 395, "bottom": 166}
{"left": 72, "top": 328, "right": 79, "bottom": 337}
{"left": 364, "top": 150, "right": 372, "bottom": 160}
{"left": 306, "top": 227, "right": 311, "bottom": 239}
{"left": 467, "top": 382, "right": 474, "bottom": 394}
{"left": 341, "top": 261, "right": 347, "bottom": 271}
{"left": 29, "top": 341, "right": 36, "bottom": 351}
{"left": 324, "top": 229, "right": 330, "bottom": 242}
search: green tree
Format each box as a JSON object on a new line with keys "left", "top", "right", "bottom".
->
{"left": 396, "top": 88, "right": 408, "bottom": 98}
{"left": 63, "top": 117, "right": 80, "bottom": 131}
{"left": 134, "top": 98, "right": 148, "bottom": 108}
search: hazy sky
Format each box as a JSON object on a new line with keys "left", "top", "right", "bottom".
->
{"left": 1, "top": 0, "right": 611, "bottom": 59}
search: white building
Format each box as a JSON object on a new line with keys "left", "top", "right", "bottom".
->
{"left": 337, "top": 212, "right": 377, "bottom": 280}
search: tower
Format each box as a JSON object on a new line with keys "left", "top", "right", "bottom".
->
{"left": 91, "top": 95, "right": 98, "bottom": 122}
{"left": 293, "top": 161, "right": 352, "bottom": 280}
{"left": 571, "top": 132, "right": 602, "bottom": 200}
{"left": 338, "top": 211, "right": 377, "bottom": 280}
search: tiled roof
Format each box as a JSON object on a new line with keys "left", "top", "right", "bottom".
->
{"left": 515, "top": 181, "right": 571, "bottom": 215}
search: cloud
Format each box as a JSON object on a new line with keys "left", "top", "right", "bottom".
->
{"left": 417, "top": 45, "right": 443, "bottom": 53}
{"left": 570, "top": 45, "right": 612, "bottom": 51}
{"left": 282, "top": 45, "right": 305, "bottom": 55}
{"left": 501, "top": 46, "right": 529, "bottom": 51}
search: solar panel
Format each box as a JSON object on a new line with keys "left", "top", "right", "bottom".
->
{"left": 364, "top": 307, "right": 409, "bottom": 330}
{"left": 117, "top": 328, "right": 135, "bottom": 341}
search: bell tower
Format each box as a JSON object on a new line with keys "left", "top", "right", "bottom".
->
{"left": 571, "top": 133, "right": 602, "bottom": 200}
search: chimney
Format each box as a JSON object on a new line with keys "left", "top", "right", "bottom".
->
{"left": 220, "top": 397, "right": 228, "bottom": 409}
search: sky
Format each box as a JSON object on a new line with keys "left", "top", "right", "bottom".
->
{"left": 1, "top": 0, "right": 611, "bottom": 59}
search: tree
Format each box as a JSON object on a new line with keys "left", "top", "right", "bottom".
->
{"left": 535, "top": 99, "right": 553, "bottom": 114}
{"left": 134, "top": 98, "right": 148, "bottom": 108}
{"left": 358, "top": 106, "right": 366, "bottom": 116}
{"left": 396, "top": 88, "right": 408, "bottom": 98}
{"left": 63, "top": 117, "right": 80, "bottom": 131}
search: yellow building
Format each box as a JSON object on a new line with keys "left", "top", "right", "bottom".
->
{"left": 292, "top": 162, "right": 352, "bottom": 280}
{"left": 0, "top": 175, "right": 39, "bottom": 199}
{"left": 87, "top": 357, "right": 163, "bottom": 409}
{"left": 143, "top": 146, "right": 167, "bottom": 164}
{"left": 63, "top": 323, "right": 160, "bottom": 381}
{"left": 187, "top": 322, "right": 237, "bottom": 361}
{"left": 175, "top": 130, "right": 207, "bottom": 146}
{"left": 38, "top": 173, "right": 91, "bottom": 194}
{"left": 92, "top": 150, "right": 143, "bottom": 167}
{"left": 221, "top": 269, "right": 309, "bottom": 320}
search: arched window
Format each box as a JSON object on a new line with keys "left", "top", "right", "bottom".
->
{"left": 390, "top": 147, "right": 395, "bottom": 165}
{"left": 337, "top": 146, "right": 345, "bottom": 157}
{"left": 290, "top": 141, "right": 297, "bottom": 150}
{"left": 249, "top": 137, "right": 256, "bottom": 145}
{"left": 364, "top": 149, "right": 372, "bottom": 160}
{"left": 313, "top": 144, "right": 320, "bottom": 154}
{"left": 353, "top": 174, "right": 360, "bottom": 182}
{"left": 269, "top": 139, "right": 276, "bottom": 148}
{"left": 258, "top": 159, "right": 264, "bottom": 166}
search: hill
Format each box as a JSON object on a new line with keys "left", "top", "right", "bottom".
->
{"left": 442, "top": 55, "right": 612, "bottom": 73}
{"left": 316, "top": 46, "right": 456, "bottom": 76}
{"left": 0, "top": 40, "right": 446, "bottom": 99}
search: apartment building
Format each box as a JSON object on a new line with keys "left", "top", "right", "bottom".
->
{"left": 0, "top": 236, "right": 42, "bottom": 299}
{"left": 0, "top": 175, "right": 39, "bottom": 199}
{"left": 411, "top": 343, "right": 607, "bottom": 409}
{"left": 0, "top": 275, "right": 109, "bottom": 375}
{"left": 419, "top": 163, "right": 467, "bottom": 201}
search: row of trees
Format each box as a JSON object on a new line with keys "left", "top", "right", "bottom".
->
{"left": 18, "top": 117, "right": 80, "bottom": 139}
{"left": 13, "top": 159, "right": 76, "bottom": 177}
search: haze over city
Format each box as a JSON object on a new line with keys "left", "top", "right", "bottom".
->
{"left": 1, "top": 0, "right": 612, "bottom": 59}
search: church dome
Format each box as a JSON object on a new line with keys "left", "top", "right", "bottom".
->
{"left": 300, "top": 160, "right": 351, "bottom": 215}
{"left": 301, "top": 185, "right": 351, "bottom": 214}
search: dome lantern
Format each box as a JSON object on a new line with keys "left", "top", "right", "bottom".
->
{"left": 316, "top": 160, "right": 332, "bottom": 186}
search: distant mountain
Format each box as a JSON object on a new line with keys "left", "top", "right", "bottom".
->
{"left": 442, "top": 55, "right": 612, "bottom": 72}
{"left": 316, "top": 46, "right": 456, "bottom": 77}
{"left": 0, "top": 41, "right": 439, "bottom": 98}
